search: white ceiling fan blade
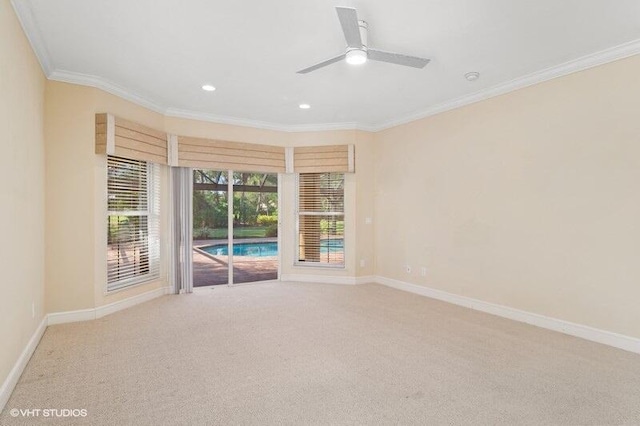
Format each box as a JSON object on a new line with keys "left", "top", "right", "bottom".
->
{"left": 297, "top": 54, "right": 346, "bottom": 74}
{"left": 368, "top": 49, "right": 430, "bottom": 69}
{"left": 336, "top": 7, "right": 362, "bottom": 48}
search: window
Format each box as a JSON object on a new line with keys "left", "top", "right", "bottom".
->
{"left": 296, "top": 173, "right": 344, "bottom": 267}
{"left": 107, "top": 156, "right": 160, "bottom": 291}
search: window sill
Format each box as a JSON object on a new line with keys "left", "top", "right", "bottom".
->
{"left": 105, "top": 274, "right": 161, "bottom": 295}
{"left": 293, "top": 262, "right": 345, "bottom": 270}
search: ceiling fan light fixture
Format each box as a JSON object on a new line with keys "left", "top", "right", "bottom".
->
{"left": 296, "top": 7, "right": 429, "bottom": 74}
{"left": 345, "top": 49, "right": 367, "bottom": 65}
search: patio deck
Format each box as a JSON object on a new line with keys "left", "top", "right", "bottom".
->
{"left": 193, "top": 238, "right": 278, "bottom": 286}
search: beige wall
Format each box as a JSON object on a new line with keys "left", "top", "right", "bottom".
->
{"left": 374, "top": 55, "right": 640, "bottom": 339}
{"left": 45, "top": 82, "right": 168, "bottom": 313}
{"left": 0, "top": 0, "right": 46, "bottom": 393}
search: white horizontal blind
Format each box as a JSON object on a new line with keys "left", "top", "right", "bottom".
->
{"left": 297, "top": 173, "right": 345, "bottom": 266}
{"left": 107, "top": 156, "right": 160, "bottom": 291}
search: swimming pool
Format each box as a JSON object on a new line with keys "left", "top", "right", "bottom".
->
{"left": 200, "top": 239, "right": 343, "bottom": 257}
{"left": 201, "top": 242, "right": 278, "bottom": 257}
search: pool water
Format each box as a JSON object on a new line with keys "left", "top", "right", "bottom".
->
{"left": 200, "top": 239, "right": 343, "bottom": 257}
{"left": 320, "top": 239, "right": 344, "bottom": 253}
{"left": 202, "top": 242, "right": 278, "bottom": 257}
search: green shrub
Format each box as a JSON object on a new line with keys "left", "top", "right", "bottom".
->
{"left": 257, "top": 215, "right": 278, "bottom": 226}
{"left": 320, "top": 219, "right": 344, "bottom": 235}
{"left": 265, "top": 224, "right": 278, "bottom": 237}
{"left": 193, "top": 227, "right": 212, "bottom": 240}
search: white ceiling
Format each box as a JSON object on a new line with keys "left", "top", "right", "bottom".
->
{"left": 13, "top": 0, "right": 640, "bottom": 131}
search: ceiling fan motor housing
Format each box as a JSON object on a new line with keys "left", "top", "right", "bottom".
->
{"left": 345, "top": 21, "right": 368, "bottom": 64}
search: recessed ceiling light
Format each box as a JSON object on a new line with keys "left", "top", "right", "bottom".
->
{"left": 299, "top": 103, "right": 311, "bottom": 109}
{"left": 464, "top": 72, "right": 480, "bottom": 82}
{"left": 201, "top": 84, "right": 216, "bottom": 92}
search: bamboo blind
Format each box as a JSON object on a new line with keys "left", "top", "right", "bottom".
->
{"left": 293, "top": 144, "right": 354, "bottom": 173}
{"left": 96, "top": 114, "right": 168, "bottom": 165}
{"left": 95, "top": 113, "right": 355, "bottom": 174}
{"left": 177, "top": 136, "right": 286, "bottom": 173}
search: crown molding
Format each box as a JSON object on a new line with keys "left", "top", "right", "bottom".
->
{"left": 48, "top": 70, "right": 167, "bottom": 115}
{"left": 11, "top": 0, "right": 53, "bottom": 75}
{"left": 48, "top": 68, "right": 370, "bottom": 132}
{"left": 47, "top": 70, "right": 372, "bottom": 132}
{"left": 370, "top": 38, "right": 640, "bottom": 132}
{"left": 15, "top": 0, "right": 640, "bottom": 136}
{"left": 164, "top": 108, "right": 374, "bottom": 133}
{"left": 47, "top": 38, "right": 640, "bottom": 134}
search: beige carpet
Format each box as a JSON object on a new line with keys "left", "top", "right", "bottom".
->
{"left": 2, "top": 282, "right": 640, "bottom": 425}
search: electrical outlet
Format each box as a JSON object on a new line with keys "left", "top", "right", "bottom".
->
{"left": 360, "top": 259, "right": 366, "bottom": 268}
{"left": 405, "top": 265, "right": 412, "bottom": 274}
{"left": 421, "top": 267, "right": 427, "bottom": 277}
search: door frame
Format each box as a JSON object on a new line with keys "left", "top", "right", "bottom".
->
{"left": 192, "top": 169, "right": 281, "bottom": 287}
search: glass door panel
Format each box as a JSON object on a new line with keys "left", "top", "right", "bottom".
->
{"left": 192, "top": 170, "right": 229, "bottom": 287}
{"left": 232, "top": 172, "right": 279, "bottom": 284}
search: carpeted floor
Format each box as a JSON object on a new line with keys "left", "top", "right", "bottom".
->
{"left": 2, "top": 282, "right": 640, "bottom": 425}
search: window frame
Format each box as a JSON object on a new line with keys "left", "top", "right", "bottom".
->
{"left": 295, "top": 172, "right": 345, "bottom": 269}
{"left": 106, "top": 156, "right": 160, "bottom": 292}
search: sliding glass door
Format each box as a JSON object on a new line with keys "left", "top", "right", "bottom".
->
{"left": 232, "top": 172, "right": 278, "bottom": 284}
{"left": 192, "top": 170, "right": 230, "bottom": 286}
{"left": 192, "top": 169, "right": 278, "bottom": 287}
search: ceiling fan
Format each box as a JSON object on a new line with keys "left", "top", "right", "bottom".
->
{"left": 297, "top": 6, "right": 430, "bottom": 74}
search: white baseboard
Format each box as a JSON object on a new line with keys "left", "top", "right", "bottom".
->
{"left": 1, "top": 287, "right": 171, "bottom": 412}
{"left": 374, "top": 276, "right": 640, "bottom": 355}
{"left": 355, "top": 275, "right": 376, "bottom": 285}
{"left": 282, "top": 273, "right": 374, "bottom": 286}
{"left": 96, "top": 286, "right": 171, "bottom": 319}
{"left": 0, "top": 317, "right": 47, "bottom": 412}
{"left": 47, "top": 286, "right": 170, "bottom": 326}
{"left": 47, "top": 308, "right": 95, "bottom": 325}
